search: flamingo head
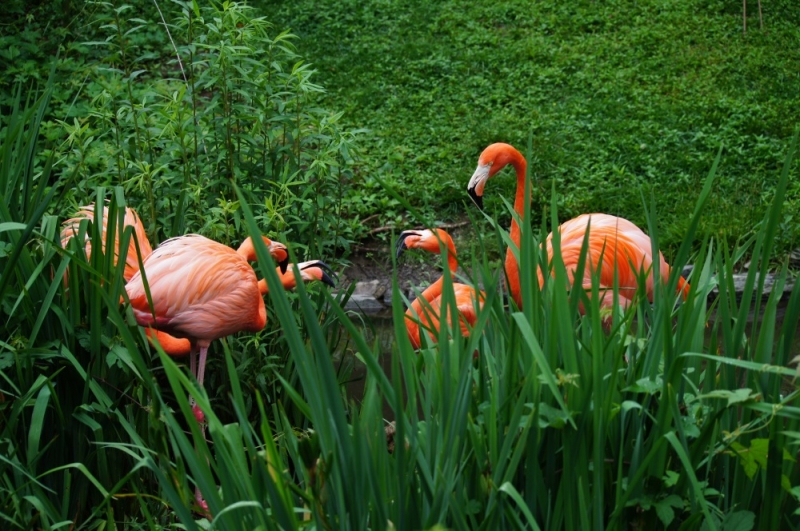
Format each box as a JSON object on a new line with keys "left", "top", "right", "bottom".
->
{"left": 467, "top": 142, "right": 525, "bottom": 210}
{"left": 239, "top": 236, "right": 290, "bottom": 273}
{"left": 395, "top": 229, "right": 455, "bottom": 259}
{"left": 285, "top": 260, "right": 337, "bottom": 289}
{"left": 265, "top": 238, "right": 290, "bottom": 274}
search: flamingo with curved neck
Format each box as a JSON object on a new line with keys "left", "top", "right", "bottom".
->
{"left": 467, "top": 142, "right": 689, "bottom": 312}
{"left": 396, "top": 229, "right": 484, "bottom": 349}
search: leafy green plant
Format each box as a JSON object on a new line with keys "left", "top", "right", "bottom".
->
{"left": 52, "top": 0, "right": 362, "bottom": 259}
{"left": 117, "top": 137, "right": 800, "bottom": 529}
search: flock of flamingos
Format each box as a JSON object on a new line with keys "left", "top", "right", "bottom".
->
{"left": 59, "top": 142, "right": 690, "bottom": 513}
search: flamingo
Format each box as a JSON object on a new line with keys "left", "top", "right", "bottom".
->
{"left": 466, "top": 142, "right": 689, "bottom": 316}
{"left": 60, "top": 203, "right": 153, "bottom": 282}
{"left": 60, "top": 204, "right": 293, "bottom": 356}
{"left": 396, "top": 228, "right": 485, "bottom": 349}
{"left": 125, "top": 234, "right": 290, "bottom": 409}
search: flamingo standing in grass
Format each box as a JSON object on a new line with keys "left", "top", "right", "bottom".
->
{"left": 396, "top": 228, "right": 484, "bottom": 349}
{"left": 466, "top": 143, "right": 689, "bottom": 315}
{"left": 61, "top": 204, "right": 195, "bottom": 354}
{"left": 124, "top": 234, "right": 289, "bottom": 420}
{"left": 60, "top": 203, "right": 153, "bottom": 282}
{"left": 61, "top": 204, "right": 294, "bottom": 356}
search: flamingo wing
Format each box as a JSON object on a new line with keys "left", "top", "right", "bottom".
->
{"left": 126, "top": 235, "right": 265, "bottom": 341}
{"left": 548, "top": 214, "right": 676, "bottom": 302}
{"left": 409, "top": 283, "right": 483, "bottom": 347}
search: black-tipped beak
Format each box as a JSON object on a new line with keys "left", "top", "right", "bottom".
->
{"left": 395, "top": 231, "right": 416, "bottom": 260}
{"left": 278, "top": 256, "right": 289, "bottom": 274}
{"left": 302, "top": 260, "right": 338, "bottom": 284}
{"left": 468, "top": 187, "right": 484, "bottom": 210}
{"left": 298, "top": 260, "right": 337, "bottom": 288}
{"left": 319, "top": 270, "right": 336, "bottom": 288}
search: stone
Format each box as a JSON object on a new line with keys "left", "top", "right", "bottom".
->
{"left": 791, "top": 249, "right": 800, "bottom": 268}
{"left": 353, "top": 280, "right": 382, "bottom": 298}
{"left": 343, "top": 294, "right": 386, "bottom": 314}
{"left": 725, "top": 273, "right": 795, "bottom": 299}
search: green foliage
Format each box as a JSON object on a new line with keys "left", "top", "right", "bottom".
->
{"left": 46, "top": 0, "right": 361, "bottom": 259}
{"left": 263, "top": 0, "right": 800, "bottom": 258}
{"left": 3, "top": 1, "right": 800, "bottom": 529}
{"left": 113, "top": 136, "right": 800, "bottom": 529}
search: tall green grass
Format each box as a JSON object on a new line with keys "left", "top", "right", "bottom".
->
{"left": 118, "top": 141, "right": 799, "bottom": 529}
{"left": 3, "top": 59, "right": 800, "bottom": 531}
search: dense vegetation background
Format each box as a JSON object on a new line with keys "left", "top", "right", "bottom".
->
{"left": 2, "top": 0, "right": 799, "bottom": 257}
{"left": 263, "top": 0, "right": 800, "bottom": 258}
{"left": 1, "top": 0, "right": 800, "bottom": 529}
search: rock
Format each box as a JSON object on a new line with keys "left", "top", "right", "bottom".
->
{"left": 791, "top": 249, "right": 800, "bottom": 268}
{"left": 680, "top": 266, "right": 793, "bottom": 300}
{"left": 343, "top": 294, "right": 386, "bottom": 314}
{"left": 726, "top": 273, "right": 795, "bottom": 299}
{"left": 374, "top": 283, "right": 387, "bottom": 300}
{"left": 352, "top": 280, "right": 382, "bottom": 297}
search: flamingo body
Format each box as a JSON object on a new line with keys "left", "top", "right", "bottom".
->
{"left": 126, "top": 235, "right": 267, "bottom": 344}
{"left": 397, "top": 229, "right": 484, "bottom": 349}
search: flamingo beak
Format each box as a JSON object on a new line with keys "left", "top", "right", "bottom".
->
{"left": 301, "top": 260, "right": 337, "bottom": 288}
{"left": 395, "top": 231, "right": 419, "bottom": 260}
{"left": 268, "top": 242, "right": 290, "bottom": 273}
{"left": 296, "top": 260, "right": 337, "bottom": 288}
{"left": 467, "top": 187, "right": 483, "bottom": 211}
{"left": 318, "top": 270, "right": 336, "bottom": 288}
{"left": 467, "top": 164, "right": 490, "bottom": 211}
{"left": 278, "top": 256, "right": 290, "bottom": 274}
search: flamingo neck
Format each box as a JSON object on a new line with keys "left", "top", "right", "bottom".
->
{"left": 409, "top": 249, "right": 457, "bottom": 319}
{"left": 257, "top": 278, "right": 269, "bottom": 295}
{"left": 506, "top": 155, "right": 527, "bottom": 309}
{"left": 442, "top": 238, "right": 459, "bottom": 274}
{"left": 237, "top": 237, "right": 256, "bottom": 261}
{"left": 409, "top": 276, "right": 445, "bottom": 319}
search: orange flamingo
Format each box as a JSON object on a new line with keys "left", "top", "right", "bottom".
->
{"left": 396, "top": 229, "right": 484, "bottom": 349}
{"left": 125, "top": 234, "right": 290, "bottom": 405}
{"left": 60, "top": 204, "right": 294, "bottom": 356}
{"left": 60, "top": 203, "right": 153, "bottom": 282}
{"left": 125, "top": 237, "right": 336, "bottom": 514}
{"left": 467, "top": 142, "right": 689, "bottom": 315}
{"left": 61, "top": 204, "right": 195, "bottom": 354}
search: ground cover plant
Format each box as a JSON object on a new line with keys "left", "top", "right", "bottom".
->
{"left": 2, "top": 0, "right": 800, "bottom": 529}
{"left": 262, "top": 0, "right": 800, "bottom": 258}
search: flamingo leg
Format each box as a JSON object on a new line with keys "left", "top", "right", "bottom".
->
{"left": 191, "top": 344, "right": 207, "bottom": 424}
{"left": 196, "top": 344, "right": 208, "bottom": 388}
{"left": 189, "top": 343, "right": 197, "bottom": 385}
{"left": 192, "top": 343, "right": 210, "bottom": 517}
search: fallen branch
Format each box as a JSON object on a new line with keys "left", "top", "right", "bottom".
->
{"left": 367, "top": 219, "right": 470, "bottom": 236}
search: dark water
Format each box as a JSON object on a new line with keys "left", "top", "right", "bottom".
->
{"left": 335, "top": 310, "right": 396, "bottom": 420}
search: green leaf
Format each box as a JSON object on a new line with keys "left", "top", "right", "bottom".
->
{"left": 663, "top": 470, "right": 680, "bottom": 487}
{"left": 653, "top": 494, "right": 683, "bottom": 527}
{"left": 624, "top": 377, "right": 661, "bottom": 394}
{"left": 537, "top": 402, "right": 572, "bottom": 429}
{"left": 698, "top": 388, "right": 756, "bottom": 407}
{"left": 721, "top": 510, "right": 755, "bottom": 531}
